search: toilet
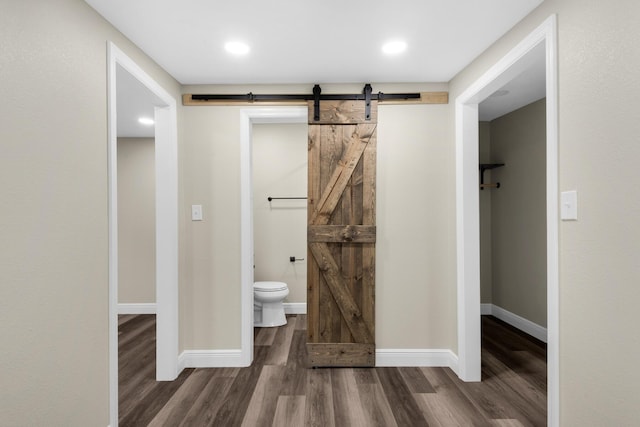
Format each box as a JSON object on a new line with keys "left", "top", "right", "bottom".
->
{"left": 253, "top": 281, "right": 289, "bottom": 327}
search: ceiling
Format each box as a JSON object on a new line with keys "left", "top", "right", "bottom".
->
{"left": 479, "top": 41, "right": 546, "bottom": 121}
{"left": 116, "top": 64, "right": 164, "bottom": 137}
{"left": 104, "top": 0, "right": 547, "bottom": 136}
{"left": 86, "top": 0, "right": 542, "bottom": 85}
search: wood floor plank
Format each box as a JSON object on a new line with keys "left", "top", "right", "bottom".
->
{"left": 119, "top": 368, "right": 195, "bottom": 427}
{"left": 147, "top": 368, "right": 214, "bottom": 427}
{"left": 119, "top": 364, "right": 159, "bottom": 422}
{"left": 179, "top": 374, "right": 235, "bottom": 427}
{"left": 441, "top": 366, "right": 531, "bottom": 424}
{"left": 241, "top": 365, "right": 286, "bottom": 427}
{"left": 280, "top": 329, "right": 307, "bottom": 396}
{"left": 272, "top": 395, "right": 306, "bottom": 427}
{"left": 480, "top": 352, "right": 547, "bottom": 425}
{"left": 331, "top": 369, "right": 368, "bottom": 427}
{"left": 414, "top": 392, "right": 480, "bottom": 427}
{"left": 399, "top": 366, "right": 436, "bottom": 393}
{"left": 352, "top": 367, "right": 377, "bottom": 384}
{"left": 420, "top": 368, "right": 492, "bottom": 426}
{"left": 295, "top": 314, "right": 307, "bottom": 330}
{"left": 118, "top": 333, "right": 156, "bottom": 381}
{"left": 305, "top": 368, "right": 335, "bottom": 427}
{"left": 118, "top": 314, "right": 156, "bottom": 348}
{"left": 264, "top": 318, "right": 295, "bottom": 366}
{"left": 210, "top": 346, "right": 269, "bottom": 427}
{"left": 356, "top": 379, "right": 398, "bottom": 427}
{"left": 376, "top": 367, "right": 429, "bottom": 427}
{"left": 491, "top": 420, "right": 527, "bottom": 427}
{"left": 255, "top": 325, "right": 278, "bottom": 346}
{"left": 118, "top": 313, "right": 137, "bottom": 326}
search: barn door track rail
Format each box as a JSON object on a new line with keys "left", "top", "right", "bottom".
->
{"left": 183, "top": 84, "right": 448, "bottom": 114}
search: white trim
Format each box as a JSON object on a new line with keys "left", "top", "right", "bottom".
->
{"left": 107, "top": 42, "right": 119, "bottom": 427}
{"left": 108, "top": 42, "right": 180, "bottom": 427}
{"left": 481, "top": 303, "right": 493, "bottom": 315}
{"left": 376, "top": 349, "right": 459, "bottom": 372}
{"left": 455, "top": 15, "right": 559, "bottom": 427}
{"left": 178, "top": 350, "right": 245, "bottom": 370}
{"left": 117, "top": 303, "right": 157, "bottom": 314}
{"left": 544, "top": 16, "right": 560, "bottom": 427}
{"left": 482, "top": 304, "right": 548, "bottom": 343}
{"left": 239, "top": 107, "right": 308, "bottom": 368}
{"left": 283, "top": 302, "right": 307, "bottom": 314}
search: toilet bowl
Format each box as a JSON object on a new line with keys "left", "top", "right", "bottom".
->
{"left": 254, "top": 281, "right": 289, "bottom": 327}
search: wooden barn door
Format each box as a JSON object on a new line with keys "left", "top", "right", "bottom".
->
{"left": 307, "top": 99, "right": 377, "bottom": 367}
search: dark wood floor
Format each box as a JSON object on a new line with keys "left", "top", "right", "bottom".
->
{"left": 119, "top": 314, "right": 547, "bottom": 426}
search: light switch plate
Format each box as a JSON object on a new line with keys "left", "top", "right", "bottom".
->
{"left": 191, "top": 205, "right": 203, "bottom": 221}
{"left": 561, "top": 191, "right": 578, "bottom": 220}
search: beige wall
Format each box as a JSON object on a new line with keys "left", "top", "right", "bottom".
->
{"left": 179, "top": 83, "right": 456, "bottom": 351}
{"left": 0, "top": 1, "right": 181, "bottom": 425}
{"left": 489, "top": 99, "right": 547, "bottom": 326}
{"left": 180, "top": 106, "right": 242, "bottom": 349}
{"left": 252, "top": 124, "right": 308, "bottom": 303}
{"left": 118, "top": 137, "right": 156, "bottom": 304}
{"left": 450, "top": 1, "right": 640, "bottom": 424}
{"left": 376, "top": 104, "right": 457, "bottom": 349}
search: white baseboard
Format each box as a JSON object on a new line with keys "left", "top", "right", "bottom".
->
{"left": 483, "top": 304, "right": 548, "bottom": 343}
{"left": 178, "top": 349, "right": 246, "bottom": 370}
{"left": 118, "top": 303, "right": 156, "bottom": 314}
{"left": 179, "top": 346, "right": 458, "bottom": 372}
{"left": 376, "top": 349, "right": 458, "bottom": 372}
{"left": 284, "top": 302, "right": 307, "bottom": 314}
{"left": 481, "top": 303, "right": 493, "bottom": 315}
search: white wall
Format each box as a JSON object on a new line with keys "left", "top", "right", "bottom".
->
{"left": 118, "top": 137, "right": 156, "bottom": 304}
{"left": 0, "top": 1, "right": 181, "bottom": 425}
{"left": 252, "top": 123, "right": 308, "bottom": 303}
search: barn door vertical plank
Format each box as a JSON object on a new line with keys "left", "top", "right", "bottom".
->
{"left": 361, "top": 128, "right": 377, "bottom": 330}
{"left": 307, "top": 125, "right": 321, "bottom": 344}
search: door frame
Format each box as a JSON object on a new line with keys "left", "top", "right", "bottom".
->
{"left": 239, "top": 107, "right": 308, "bottom": 365}
{"left": 454, "top": 14, "right": 559, "bottom": 426}
{"left": 107, "top": 42, "right": 179, "bottom": 426}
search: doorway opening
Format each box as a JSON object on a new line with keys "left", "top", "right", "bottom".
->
{"left": 107, "top": 42, "right": 179, "bottom": 426}
{"left": 252, "top": 122, "right": 308, "bottom": 305}
{"left": 455, "top": 15, "right": 559, "bottom": 427}
{"left": 239, "top": 107, "right": 308, "bottom": 365}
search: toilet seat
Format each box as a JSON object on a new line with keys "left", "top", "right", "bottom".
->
{"left": 254, "top": 281, "right": 288, "bottom": 292}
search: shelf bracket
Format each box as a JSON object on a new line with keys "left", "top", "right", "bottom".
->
{"left": 479, "top": 163, "right": 504, "bottom": 190}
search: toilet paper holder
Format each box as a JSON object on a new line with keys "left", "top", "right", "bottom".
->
{"left": 289, "top": 256, "right": 305, "bottom": 262}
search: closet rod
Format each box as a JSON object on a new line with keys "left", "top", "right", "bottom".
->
{"left": 267, "top": 197, "right": 307, "bottom": 202}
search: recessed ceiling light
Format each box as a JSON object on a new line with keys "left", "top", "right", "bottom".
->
{"left": 225, "top": 41, "right": 250, "bottom": 55}
{"left": 382, "top": 40, "right": 407, "bottom": 55}
{"left": 138, "top": 117, "right": 154, "bottom": 126}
